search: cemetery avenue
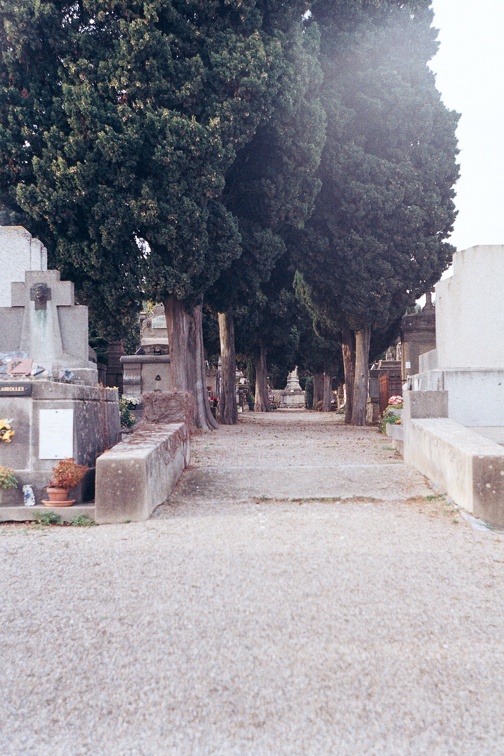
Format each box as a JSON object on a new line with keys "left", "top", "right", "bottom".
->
{"left": 2, "top": 410, "right": 504, "bottom": 754}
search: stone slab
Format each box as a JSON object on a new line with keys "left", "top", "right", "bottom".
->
{"left": 95, "top": 423, "right": 190, "bottom": 523}
{"left": 410, "top": 369, "right": 504, "bottom": 426}
{"left": 0, "top": 503, "right": 94, "bottom": 523}
{"left": 404, "top": 417, "right": 504, "bottom": 525}
{"left": 403, "top": 389, "right": 448, "bottom": 419}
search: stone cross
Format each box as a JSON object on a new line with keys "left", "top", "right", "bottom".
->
{"left": 30, "top": 282, "right": 52, "bottom": 310}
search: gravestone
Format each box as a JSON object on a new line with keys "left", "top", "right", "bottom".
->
{"left": 0, "top": 227, "right": 120, "bottom": 509}
{"left": 139, "top": 303, "right": 169, "bottom": 353}
{"left": 400, "top": 292, "right": 436, "bottom": 380}
{"left": 0, "top": 269, "right": 97, "bottom": 385}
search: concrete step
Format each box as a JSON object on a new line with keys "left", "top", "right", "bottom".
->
{"left": 0, "top": 503, "right": 95, "bottom": 523}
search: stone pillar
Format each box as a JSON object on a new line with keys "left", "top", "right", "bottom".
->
{"left": 106, "top": 341, "right": 124, "bottom": 392}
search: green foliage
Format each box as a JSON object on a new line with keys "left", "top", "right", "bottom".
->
{"left": 34, "top": 511, "right": 62, "bottom": 526}
{"left": 206, "top": 16, "right": 326, "bottom": 384}
{"left": 71, "top": 514, "right": 95, "bottom": 527}
{"left": 0, "top": 0, "right": 310, "bottom": 334}
{"left": 119, "top": 397, "right": 138, "bottom": 429}
{"left": 0, "top": 466, "right": 17, "bottom": 490}
{"left": 293, "top": 1, "right": 459, "bottom": 337}
{"left": 378, "top": 408, "right": 402, "bottom": 433}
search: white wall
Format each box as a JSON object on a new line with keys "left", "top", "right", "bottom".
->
{"left": 0, "top": 226, "right": 47, "bottom": 307}
{"left": 435, "top": 245, "right": 504, "bottom": 369}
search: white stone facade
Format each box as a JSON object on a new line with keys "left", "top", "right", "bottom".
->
{"left": 435, "top": 245, "right": 504, "bottom": 369}
{"left": 0, "top": 226, "right": 47, "bottom": 307}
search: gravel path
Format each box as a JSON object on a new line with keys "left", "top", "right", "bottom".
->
{"left": 1, "top": 411, "right": 504, "bottom": 755}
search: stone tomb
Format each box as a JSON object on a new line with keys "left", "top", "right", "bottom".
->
{"left": 0, "top": 381, "right": 120, "bottom": 506}
{"left": 0, "top": 229, "right": 120, "bottom": 510}
{"left": 403, "top": 245, "right": 504, "bottom": 526}
{"left": 121, "top": 303, "right": 172, "bottom": 400}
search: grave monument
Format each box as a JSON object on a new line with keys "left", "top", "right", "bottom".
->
{"left": 280, "top": 367, "right": 305, "bottom": 408}
{"left": 0, "top": 227, "right": 120, "bottom": 510}
{"left": 121, "top": 303, "right": 172, "bottom": 400}
{"left": 403, "top": 245, "right": 504, "bottom": 526}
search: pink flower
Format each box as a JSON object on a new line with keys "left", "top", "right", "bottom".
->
{"left": 388, "top": 395, "right": 403, "bottom": 406}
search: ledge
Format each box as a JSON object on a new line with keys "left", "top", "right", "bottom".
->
{"left": 94, "top": 422, "right": 190, "bottom": 523}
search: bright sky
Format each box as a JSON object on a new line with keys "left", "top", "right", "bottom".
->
{"left": 430, "top": 0, "right": 504, "bottom": 251}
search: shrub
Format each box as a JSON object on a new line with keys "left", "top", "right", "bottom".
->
{"left": 0, "top": 466, "right": 18, "bottom": 490}
{"left": 50, "top": 458, "right": 88, "bottom": 489}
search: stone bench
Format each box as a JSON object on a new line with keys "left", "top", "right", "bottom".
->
{"left": 95, "top": 422, "right": 190, "bottom": 523}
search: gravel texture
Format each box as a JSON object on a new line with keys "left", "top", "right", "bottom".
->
{"left": 1, "top": 410, "right": 504, "bottom": 755}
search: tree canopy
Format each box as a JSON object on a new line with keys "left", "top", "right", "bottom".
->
{"left": 0, "top": 0, "right": 460, "bottom": 427}
{"left": 292, "top": 0, "right": 459, "bottom": 423}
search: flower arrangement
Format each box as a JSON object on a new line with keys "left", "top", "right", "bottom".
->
{"left": 0, "top": 418, "right": 14, "bottom": 443}
{"left": 0, "top": 466, "right": 18, "bottom": 490}
{"left": 387, "top": 395, "right": 403, "bottom": 407}
{"left": 49, "top": 458, "right": 88, "bottom": 490}
{"left": 119, "top": 396, "right": 139, "bottom": 428}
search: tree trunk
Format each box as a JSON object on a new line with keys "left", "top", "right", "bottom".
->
{"left": 341, "top": 327, "right": 356, "bottom": 424}
{"left": 351, "top": 325, "right": 371, "bottom": 426}
{"left": 164, "top": 297, "right": 218, "bottom": 431}
{"left": 322, "top": 371, "right": 332, "bottom": 412}
{"left": 254, "top": 343, "right": 270, "bottom": 412}
{"left": 217, "top": 309, "right": 238, "bottom": 425}
{"left": 313, "top": 372, "right": 324, "bottom": 408}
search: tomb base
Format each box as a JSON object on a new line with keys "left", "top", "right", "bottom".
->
{"left": 0, "top": 379, "right": 120, "bottom": 508}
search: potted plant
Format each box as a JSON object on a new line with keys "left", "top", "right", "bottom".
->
{"left": 43, "top": 458, "right": 88, "bottom": 507}
{"left": 0, "top": 466, "right": 19, "bottom": 505}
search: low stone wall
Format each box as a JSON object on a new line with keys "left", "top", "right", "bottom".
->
{"left": 385, "top": 422, "right": 404, "bottom": 455}
{"left": 403, "top": 392, "right": 504, "bottom": 527}
{"left": 95, "top": 422, "right": 190, "bottom": 524}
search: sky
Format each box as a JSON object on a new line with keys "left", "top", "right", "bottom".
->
{"left": 430, "top": 0, "right": 504, "bottom": 251}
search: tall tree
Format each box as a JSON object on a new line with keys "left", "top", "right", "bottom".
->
{"left": 207, "top": 17, "right": 325, "bottom": 421}
{"left": 293, "top": 0, "right": 459, "bottom": 424}
{"left": 0, "top": 0, "right": 309, "bottom": 428}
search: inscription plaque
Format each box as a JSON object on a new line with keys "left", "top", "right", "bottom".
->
{"left": 0, "top": 382, "right": 32, "bottom": 397}
{"left": 39, "top": 409, "right": 74, "bottom": 459}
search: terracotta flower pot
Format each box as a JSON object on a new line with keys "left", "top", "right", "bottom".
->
{"left": 42, "top": 487, "right": 75, "bottom": 507}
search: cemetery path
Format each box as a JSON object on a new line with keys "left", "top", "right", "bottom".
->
{"left": 156, "top": 409, "right": 434, "bottom": 506}
{"left": 2, "top": 410, "right": 504, "bottom": 755}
